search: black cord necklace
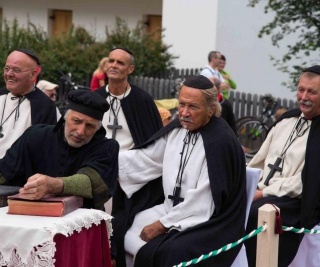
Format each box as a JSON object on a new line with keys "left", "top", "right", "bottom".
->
{"left": 0, "top": 95, "right": 26, "bottom": 138}
{"left": 168, "top": 130, "right": 201, "bottom": 206}
{"left": 106, "top": 84, "right": 129, "bottom": 139}
{"left": 264, "top": 116, "right": 310, "bottom": 185}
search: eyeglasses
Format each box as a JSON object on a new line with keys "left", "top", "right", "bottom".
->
{"left": 4, "top": 66, "right": 35, "bottom": 74}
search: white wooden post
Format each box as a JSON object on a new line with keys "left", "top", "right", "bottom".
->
{"left": 256, "top": 204, "right": 279, "bottom": 267}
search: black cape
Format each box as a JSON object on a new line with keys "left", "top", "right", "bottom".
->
{"left": 95, "top": 84, "right": 163, "bottom": 145}
{"left": 114, "top": 117, "right": 247, "bottom": 267}
{"left": 0, "top": 87, "right": 57, "bottom": 125}
{"left": 0, "top": 123, "right": 119, "bottom": 209}
{"left": 245, "top": 108, "right": 320, "bottom": 267}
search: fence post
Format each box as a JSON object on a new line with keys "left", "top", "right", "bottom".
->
{"left": 256, "top": 204, "right": 279, "bottom": 267}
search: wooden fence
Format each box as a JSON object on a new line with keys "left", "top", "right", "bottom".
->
{"left": 129, "top": 75, "right": 298, "bottom": 121}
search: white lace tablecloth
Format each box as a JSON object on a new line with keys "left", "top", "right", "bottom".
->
{"left": 0, "top": 207, "right": 112, "bottom": 267}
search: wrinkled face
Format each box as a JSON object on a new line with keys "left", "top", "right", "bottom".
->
{"left": 178, "top": 86, "right": 214, "bottom": 131}
{"left": 106, "top": 49, "right": 134, "bottom": 81}
{"left": 64, "top": 110, "right": 101, "bottom": 148}
{"left": 297, "top": 74, "right": 320, "bottom": 120}
{"left": 4, "top": 51, "right": 39, "bottom": 96}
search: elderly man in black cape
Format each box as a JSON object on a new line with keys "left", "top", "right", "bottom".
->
{"left": 113, "top": 75, "right": 247, "bottom": 267}
{"left": 0, "top": 90, "right": 119, "bottom": 210}
{"left": 245, "top": 65, "right": 320, "bottom": 266}
{"left": 0, "top": 49, "right": 57, "bottom": 158}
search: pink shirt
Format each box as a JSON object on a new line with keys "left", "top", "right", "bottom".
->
{"left": 90, "top": 72, "right": 106, "bottom": 92}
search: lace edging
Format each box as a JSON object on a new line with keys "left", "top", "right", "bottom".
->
{"left": 0, "top": 240, "right": 56, "bottom": 267}
{"left": 44, "top": 209, "right": 113, "bottom": 240}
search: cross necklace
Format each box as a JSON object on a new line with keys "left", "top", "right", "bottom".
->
{"left": 264, "top": 116, "right": 310, "bottom": 185}
{"left": 168, "top": 130, "right": 201, "bottom": 206}
{"left": 107, "top": 84, "right": 128, "bottom": 139}
{"left": 0, "top": 95, "right": 26, "bottom": 138}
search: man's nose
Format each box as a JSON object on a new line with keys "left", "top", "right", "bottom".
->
{"left": 181, "top": 107, "right": 190, "bottom": 116}
{"left": 301, "top": 91, "right": 309, "bottom": 99}
{"left": 77, "top": 124, "right": 86, "bottom": 135}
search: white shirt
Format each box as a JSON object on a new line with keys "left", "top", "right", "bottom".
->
{"left": 248, "top": 116, "right": 311, "bottom": 198}
{"left": 101, "top": 85, "right": 134, "bottom": 151}
{"left": 200, "top": 65, "right": 225, "bottom": 82}
{"left": 119, "top": 128, "right": 215, "bottom": 256}
{"left": 0, "top": 93, "right": 32, "bottom": 158}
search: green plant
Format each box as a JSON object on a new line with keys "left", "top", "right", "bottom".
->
{"left": 105, "top": 17, "right": 177, "bottom": 77}
{"left": 0, "top": 17, "right": 177, "bottom": 88}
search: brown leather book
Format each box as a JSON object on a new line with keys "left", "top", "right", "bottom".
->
{"left": 7, "top": 194, "right": 83, "bottom": 217}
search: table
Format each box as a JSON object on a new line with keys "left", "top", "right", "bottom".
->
{"left": 0, "top": 207, "right": 113, "bottom": 267}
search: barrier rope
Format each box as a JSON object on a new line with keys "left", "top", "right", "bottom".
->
{"left": 282, "top": 226, "right": 320, "bottom": 235}
{"left": 173, "top": 223, "right": 267, "bottom": 267}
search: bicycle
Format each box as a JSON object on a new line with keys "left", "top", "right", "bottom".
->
{"left": 56, "top": 70, "right": 91, "bottom": 113}
{"left": 236, "top": 94, "right": 279, "bottom": 158}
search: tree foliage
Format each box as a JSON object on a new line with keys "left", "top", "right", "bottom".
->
{"left": 248, "top": 0, "right": 320, "bottom": 90}
{"left": 0, "top": 17, "right": 177, "bottom": 87}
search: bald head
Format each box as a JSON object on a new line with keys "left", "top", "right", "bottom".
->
{"left": 4, "top": 51, "right": 41, "bottom": 95}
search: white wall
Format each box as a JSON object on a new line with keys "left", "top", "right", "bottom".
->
{"left": 0, "top": 0, "right": 162, "bottom": 40}
{"left": 0, "top": 0, "right": 302, "bottom": 100}
{"left": 216, "top": 0, "right": 297, "bottom": 100}
{"left": 162, "top": 0, "right": 219, "bottom": 69}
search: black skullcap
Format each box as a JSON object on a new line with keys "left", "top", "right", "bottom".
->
{"left": 15, "top": 49, "right": 41, "bottom": 66}
{"left": 110, "top": 47, "right": 134, "bottom": 56}
{"left": 67, "top": 90, "right": 110, "bottom": 120}
{"left": 183, "top": 75, "right": 214, "bottom": 90}
{"left": 302, "top": 65, "right": 320, "bottom": 75}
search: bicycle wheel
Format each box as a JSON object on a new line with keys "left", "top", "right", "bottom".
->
{"left": 235, "top": 116, "right": 257, "bottom": 130}
{"left": 237, "top": 119, "right": 268, "bottom": 158}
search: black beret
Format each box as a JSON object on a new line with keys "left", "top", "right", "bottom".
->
{"left": 302, "top": 65, "right": 320, "bottom": 75}
{"left": 15, "top": 49, "right": 41, "bottom": 66}
{"left": 183, "top": 75, "right": 214, "bottom": 90}
{"left": 67, "top": 90, "right": 110, "bottom": 120}
{"left": 110, "top": 47, "right": 134, "bottom": 56}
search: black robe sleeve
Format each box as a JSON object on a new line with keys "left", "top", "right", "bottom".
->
{"left": 0, "top": 124, "right": 119, "bottom": 209}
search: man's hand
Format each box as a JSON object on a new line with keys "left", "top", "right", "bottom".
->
{"left": 19, "top": 174, "right": 63, "bottom": 200}
{"left": 140, "top": 220, "right": 168, "bottom": 242}
{"left": 253, "top": 189, "right": 263, "bottom": 201}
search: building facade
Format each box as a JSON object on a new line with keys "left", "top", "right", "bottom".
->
{"left": 0, "top": 0, "right": 298, "bottom": 99}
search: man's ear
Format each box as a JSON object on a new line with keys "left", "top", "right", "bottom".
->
{"left": 31, "top": 66, "right": 41, "bottom": 81}
{"left": 128, "top": 65, "right": 135, "bottom": 75}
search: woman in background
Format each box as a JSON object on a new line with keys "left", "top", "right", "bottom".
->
{"left": 90, "top": 57, "right": 109, "bottom": 92}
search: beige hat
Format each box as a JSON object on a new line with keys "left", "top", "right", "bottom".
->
{"left": 37, "top": 80, "right": 59, "bottom": 91}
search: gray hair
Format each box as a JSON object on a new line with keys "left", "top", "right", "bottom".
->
{"left": 178, "top": 84, "right": 222, "bottom": 117}
{"left": 201, "top": 87, "right": 222, "bottom": 117}
{"left": 298, "top": 71, "right": 320, "bottom": 82}
{"left": 208, "top": 51, "right": 221, "bottom": 63}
